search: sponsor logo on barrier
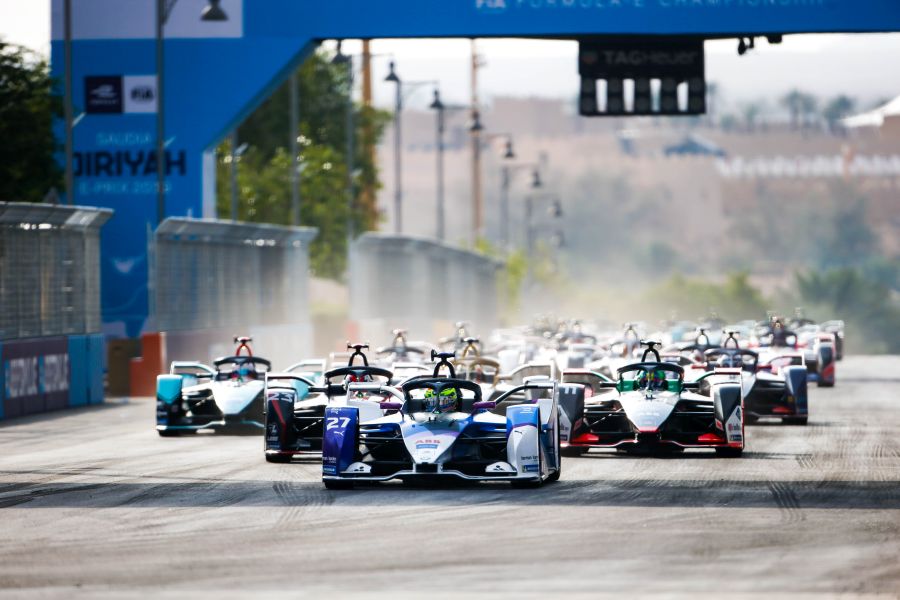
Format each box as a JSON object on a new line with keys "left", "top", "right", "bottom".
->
{"left": 5, "top": 358, "right": 39, "bottom": 399}
{"left": 42, "top": 354, "right": 70, "bottom": 394}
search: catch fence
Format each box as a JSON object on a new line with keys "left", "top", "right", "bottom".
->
{"left": 0, "top": 202, "right": 111, "bottom": 340}
{"left": 152, "top": 218, "right": 317, "bottom": 332}
{"left": 151, "top": 218, "right": 318, "bottom": 367}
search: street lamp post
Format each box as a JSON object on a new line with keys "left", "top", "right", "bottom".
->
{"left": 494, "top": 136, "right": 541, "bottom": 252}
{"left": 384, "top": 62, "right": 402, "bottom": 235}
{"left": 332, "top": 42, "right": 354, "bottom": 242}
{"left": 430, "top": 89, "right": 446, "bottom": 241}
{"left": 383, "top": 63, "right": 437, "bottom": 237}
{"left": 524, "top": 189, "right": 564, "bottom": 288}
{"left": 63, "top": 0, "right": 73, "bottom": 206}
{"left": 429, "top": 89, "right": 471, "bottom": 242}
{"left": 290, "top": 72, "right": 301, "bottom": 225}
{"left": 156, "top": 0, "right": 227, "bottom": 225}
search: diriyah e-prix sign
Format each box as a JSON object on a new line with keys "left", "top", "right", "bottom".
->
{"left": 51, "top": 0, "right": 243, "bottom": 338}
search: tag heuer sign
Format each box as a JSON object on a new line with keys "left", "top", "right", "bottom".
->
{"left": 85, "top": 76, "right": 123, "bottom": 114}
{"left": 578, "top": 38, "right": 706, "bottom": 117}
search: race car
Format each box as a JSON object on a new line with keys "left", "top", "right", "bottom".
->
{"left": 320, "top": 351, "right": 562, "bottom": 489}
{"left": 753, "top": 316, "right": 834, "bottom": 389}
{"left": 796, "top": 328, "right": 837, "bottom": 387}
{"left": 264, "top": 343, "right": 393, "bottom": 462}
{"left": 689, "top": 332, "right": 810, "bottom": 425}
{"left": 558, "top": 341, "right": 745, "bottom": 457}
{"left": 156, "top": 336, "right": 271, "bottom": 435}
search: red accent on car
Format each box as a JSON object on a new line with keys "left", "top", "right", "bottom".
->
{"left": 821, "top": 362, "right": 836, "bottom": 382}
{"left": 772, "top": 406, "right": 792, "bottom": 414}
{"left": 270, "top": 397, "right": 287, "bottom": 426}
{"left": 572, "top": 432, "right": 600, "bottom": 444}
{"left": 698, "top": 433, "right": 725, "bottom": 443}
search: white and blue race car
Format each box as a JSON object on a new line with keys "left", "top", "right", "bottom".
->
{"left": 156, "top": 337, "right": 272, "bottom": 435}
{"left": 320, "top": 353, "right": 562, "bottom": 489}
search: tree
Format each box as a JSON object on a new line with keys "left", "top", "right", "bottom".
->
{"left": 822, "top": 95, "right": 856, "bottom": 134}
{"left": 780, "top": 90, "right": 818, "bottom": 130}
{"left": 0, "top": 42, "right": 62, "bottom": 202}
{"left": 215, "top": 50, "right": 391, "bottom": 279}
{"left": 739, "top": 101, "right": 763, "bottom": 133}
{"left": 815, "top": 196, "right": 876, "bottom": 269}
{"left": 781, "top": 90, "right": 805, "bottom": 130}
{"left": 795, "top": 268, "right": 900, "bottom": 354}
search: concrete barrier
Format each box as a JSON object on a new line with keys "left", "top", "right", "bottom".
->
{"left": 349, "top": 233, "right": 502, "bottom": 342}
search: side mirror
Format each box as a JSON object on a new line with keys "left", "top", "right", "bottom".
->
{"left": 380, "top": 401, "right": 403, "bottom": 412}
{"left": 472, "top": 401, "right": 496, "bottom": 412}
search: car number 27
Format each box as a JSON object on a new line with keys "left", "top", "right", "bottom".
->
{"left": 326, "top": 417, "right": 351, "bottom": 431}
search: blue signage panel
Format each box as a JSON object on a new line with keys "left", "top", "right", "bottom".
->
{"left": 50, "top": 0, "right": 900, "bottom": 336}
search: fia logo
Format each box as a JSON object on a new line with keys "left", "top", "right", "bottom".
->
{"left": 476, "top": 0, "right": 507, "bottom": 12}
{"left": 131, "top": 86, "right": 155, "bottom": 103}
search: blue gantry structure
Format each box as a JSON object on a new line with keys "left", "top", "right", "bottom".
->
{"left": 49, "top": 0, "right": 900, "bottom": 336}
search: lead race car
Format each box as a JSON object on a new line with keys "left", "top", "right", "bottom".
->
{"left": 558, "top": 341, "right": 745, "bottom": 456}
{"left": 156, "top": 337, "right": 272, "bottom": 435}
{"left": 321, "top": 351, "right": 562, "bottom": 489}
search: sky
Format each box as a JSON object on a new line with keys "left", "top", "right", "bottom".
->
{"left": 2, "top": 1, "right": 898, "bottom": 112}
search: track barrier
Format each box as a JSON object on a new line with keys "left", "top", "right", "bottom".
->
{"left": 348, "top": 233, "right": 502, "bottom": 342}
{"left": 0, "top": 203, "right": 111, "bottom": 420}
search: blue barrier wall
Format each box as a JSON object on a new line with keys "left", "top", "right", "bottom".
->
{"left": 0, "top": 334, "right": 105, "bottom": 422}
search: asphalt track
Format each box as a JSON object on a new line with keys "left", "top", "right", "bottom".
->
{"left": 1, "top": 356, "right": 899, "bottom": 598}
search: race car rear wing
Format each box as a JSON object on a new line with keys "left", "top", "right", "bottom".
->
{"left": 169, "top": 361, "right": 215, "bottom": 379}
{"left": 265, "top": 372, "right": 317, "bottom": 390}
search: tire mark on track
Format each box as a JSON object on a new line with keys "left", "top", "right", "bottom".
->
{"left": 795, "top": 453, "right": 816, "bottom": 469}
{"left": 0, "top": 483, "right": 106, "bottom": 508}
{"left": 273, "top": 479, "right": 334, "bottom": 527}
{"left": 767, "top": 481, "right": 804, "bottom": 524}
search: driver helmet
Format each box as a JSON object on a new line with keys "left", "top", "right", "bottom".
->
{"left": 344, "top": 372, "right": 373, "bottom": 398}
{"left": 424, "top": 387, "right": 458, "bottom": 414}
{"left": 238, "top": 363, "right": 256, "bottom": 380}
{"left": 637, "top": 369, "right": 667, "bottom": 392}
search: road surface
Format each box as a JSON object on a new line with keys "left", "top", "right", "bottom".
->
{"left": 1, "top": 356, "right": 898, "bottom": 597}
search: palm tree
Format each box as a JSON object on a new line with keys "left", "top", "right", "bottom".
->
{"left": 822, "top": 95, "right": 857, "bottom": 134}
{"left": 781, "top": 90, "right": 805, "bottom": 129}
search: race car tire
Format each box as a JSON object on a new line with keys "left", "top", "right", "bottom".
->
{"left": 323, "top": 479, "right": 354, "bottom": 490}
{"left": 715, "top": 447, "right": 743, "bottom": 458}
{"left": 817, "top": 378, "right": 834, "bottom": 388}
{"left": 265, "top": 453, "right": 291, "bottom": 463}
{"left": 560, "top": 446, "right": 588, "bottom": 457}
{"left": 158, "top": 429, "right": 180, "bottom": 437}
{"left": 782, "top": 416, "right": 808, "bottom": 425}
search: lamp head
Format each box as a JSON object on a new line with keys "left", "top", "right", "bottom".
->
{"left": 201, "top": 0, "right": 228, "bottom": 21}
